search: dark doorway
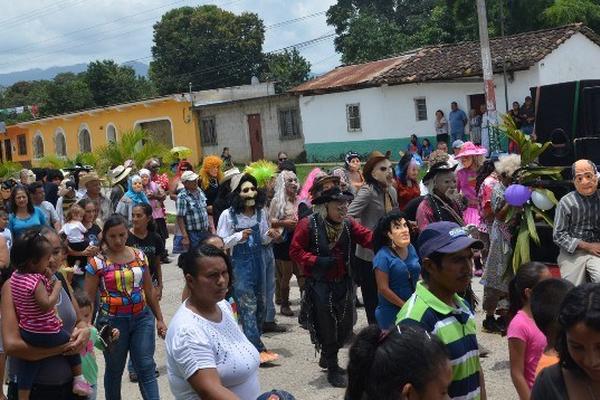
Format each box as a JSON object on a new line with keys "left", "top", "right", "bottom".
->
{"left": 469, "top": 94, "right": 486, "bottom": 115}
{"left": 247, "top": 114, "right": 264, "bottom": 161}
{"left": 3, "top": 139, "right": 9, "bottom": 162}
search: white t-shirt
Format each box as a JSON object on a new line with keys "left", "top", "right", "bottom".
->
{"left": 166, "top": 300, "right": 260, "bottom": 400}
{"left": 60, "top": 221, "right": 87, "bottom": 243}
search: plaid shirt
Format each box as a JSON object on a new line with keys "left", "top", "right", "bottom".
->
{"left": 176, "top": 188, "right": 209, "bottom": 232}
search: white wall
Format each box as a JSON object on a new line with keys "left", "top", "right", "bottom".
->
{"left": 300, "top": 70, "right": 541, "bottom": 145}
{"left": 199, "top": 96, "right": 304, "bottom": 163}
{"left": 537, "top": 33, "right": 600, "bottom": 85}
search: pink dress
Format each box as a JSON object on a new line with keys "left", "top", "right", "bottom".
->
{"left": 507, "top": 310, "right": 547, "bottom": 388}
{"left": 456, "top": 168, "right": 480, "bottom": 226}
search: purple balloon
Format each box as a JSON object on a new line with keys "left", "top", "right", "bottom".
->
{"left": 504, "top": 184, "right": 532, "bottom": 207}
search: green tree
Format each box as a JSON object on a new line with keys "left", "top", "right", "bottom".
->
{"left": 85, "top": 60, "right": 155, "bottom": 106}
{"left": 326, "top": 0, "right": 560, "bottom": 64}
{"left": 43, "top": 72, "right": 95, "bottom": 115}
{"left": 543, "top": 0, "right": 600, "bottom": 31}
{"left": 150, "top": 5, "right": 265, "bottom": 94}
{"left": 262, "top": 48, "right": 311, "bottom": 92}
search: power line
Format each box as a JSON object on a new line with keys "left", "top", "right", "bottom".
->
{"left": 0, "top": 0, "right": 194, "bottom": 54}
{"left": 0, "top": 0, "right": 245, "bottom": 69}
{"left": 0, "top": 0, "right": 90, "bottom": 31}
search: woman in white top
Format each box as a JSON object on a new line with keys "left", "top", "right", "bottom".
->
{"left": 166, "top": 244, "right": 260, "bottom": 400}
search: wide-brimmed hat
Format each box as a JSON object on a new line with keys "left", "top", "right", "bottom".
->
{"left": 108, "top": 165, "right": 132, "bottom": 185}
{"left": 309, "top": 175, "right": 341, "bottom": 197}
{"left": 363, "top": 150, "right": 391, "bottom": 178}
{"left": 422, "top": 162, "right": 458, "bottom": 184}
{"left": 180, "top": 170, "right": 199, "bottom": 183}
{"left": 418, "top": 221, "right": 484, "bottom": 259}
{"left": 79, "top": 172, "right": 104, "bottom": 187}
{"left": 312, "top": 186, "right": 354, "bottom": 205}
{"left": 455, "top": 141, "right": 487, "bottom": 158}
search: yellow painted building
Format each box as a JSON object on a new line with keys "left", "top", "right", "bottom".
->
{"left": 13, "top": 93, "right": 202, "bottom": 166}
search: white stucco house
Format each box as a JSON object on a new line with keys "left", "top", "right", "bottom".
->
{"left": 194, "top": 82, "right": 304, "bottom": 163}
{"left": 292, "top": 24, "right": 600, "bottom": 162}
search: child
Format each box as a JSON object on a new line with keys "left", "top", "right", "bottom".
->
{"left": 74, "top": 290, "right": 119, "bottom": 400}
{"left": 507, "top": 262, "right": 552, "bottom": 400}
{"left": 56, "top": 180, "right": 77, "bottom": 225}
{"left": 530, "top": 278, "right": 574, "bottom": 376}
{"left": 60, "top": 204, "right": 88, "bottom": 283}
{"left": 9, "top": 230, "right": 91, "bottom": 399}
{"left": 0, "top": 209, "right": 12, "bottom": 249}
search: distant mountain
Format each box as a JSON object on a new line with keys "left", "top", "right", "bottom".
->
{"left": 0, "top": 61, "right": 149, "bottom": 86}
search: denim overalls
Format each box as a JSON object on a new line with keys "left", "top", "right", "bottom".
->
{"left": 229, "top": 208, "right": 267, "bottom": 352}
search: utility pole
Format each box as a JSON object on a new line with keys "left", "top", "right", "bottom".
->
{"left": 500, "top": 0, "right": 509, "bottom": 113}
{"left": 476, "top": 0, "right": 500, "bottom": 153}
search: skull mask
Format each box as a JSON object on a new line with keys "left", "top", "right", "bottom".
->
{"left": 240, "top": 181, "right": 258, "bottom": 207}
{"left": 371, "top": 159, "right": 393, "bottom": 186}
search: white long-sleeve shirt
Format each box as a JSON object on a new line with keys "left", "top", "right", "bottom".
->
{"left": 216, "top": 209, "right": 271, "bottom": 249}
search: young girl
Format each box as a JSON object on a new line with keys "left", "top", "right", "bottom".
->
{"left": 455, "top": 142, "right": 487, "bottom": 226}
{"left": 10, "top": 230, "right": 91, "bottom": 399}
{"left": 75, "top": 290, "right": 119, "bottom": 400}
{"left": 507, "top": 262, "right": 552, "bottom": 399}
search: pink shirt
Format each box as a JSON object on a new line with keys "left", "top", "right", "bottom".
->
{"left": 145, "top": 181, "right": 166, "bottom": 220}
{"left": 10, "top": 272, "right": 63, "bottom": 334}
{"left": 456, "top": 168, "right": 477, "bottom": 202}
{"left": 507, "top": 310, "right": 547, "bottom": 388}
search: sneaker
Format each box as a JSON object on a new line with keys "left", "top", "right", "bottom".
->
{"left": 129, "top": 372, "right": 138, "bottom": 382}
{"left": 262, "top": 321, "right": 286, "bottom": 333}
{"left": 327, "top": 365, "right": 347, "bottom": 388}
{"left": 72, "top": 380, "right": 92, "bottom": 396}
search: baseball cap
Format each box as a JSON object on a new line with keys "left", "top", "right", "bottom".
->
{"left": 256, "top": 390, "right": 296, "bottom": 400}
{"left": 452, "top": 140, "right": 464, "bottom": 149}
{"left": 180, "top": 170, "right": 199, "bottom": 182}
{"left": 417, "top": 221, "right": 483, "bottom": 259}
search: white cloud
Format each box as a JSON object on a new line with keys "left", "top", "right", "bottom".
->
{"left": 0, "top": 0, "right": 340, "bottom": 74}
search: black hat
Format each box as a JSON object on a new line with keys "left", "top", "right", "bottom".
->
{"left": 312, "top": 186, "right": 354, "bottom": 205}
{"left": 422, "top": 162, "right": 457, "bottom": 184}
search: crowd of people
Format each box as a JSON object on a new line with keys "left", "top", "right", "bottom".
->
{"left": 0, "top": 126, "right": 598, "bottom": 400}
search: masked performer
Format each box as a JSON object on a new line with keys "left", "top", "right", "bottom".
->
{"left": 416, "top": 162, "right": 465, "bottom": 230}
{"left": 216, "top": 173, "right": 279, "bottom": 364}
{"left": 347, "top": 151, "right": 398, "bottom": 325}
{"left": 269, "top": 170, "right": 304, "bottom": 316}
{"left": 290, "top": 186, "right": 372, "bottom": 388}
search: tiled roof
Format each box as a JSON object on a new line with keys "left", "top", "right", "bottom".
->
{"left": 293, "top": 24, "right": 600, "bottom": 95}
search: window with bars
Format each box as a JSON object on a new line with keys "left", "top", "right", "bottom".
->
{"left": 346, "top": 104, "right": 361, "bottom": 132}
{"left": 17, "top": 134, "right": 27, "bottom": 155}
{"left": 201, "top": 116, "right": 217, "bottom": 146}
{"left": 279, "top": 108, "right": 301, "bottom": 139}
{"left": 414, "top": 98, "right": 428, "bottom": 121}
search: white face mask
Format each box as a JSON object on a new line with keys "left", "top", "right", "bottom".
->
{"left": 240, "top": 181, "right": 257, "bottom": 207}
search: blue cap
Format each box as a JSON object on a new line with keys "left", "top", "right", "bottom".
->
{"left": 417, "top": 222, "right": 483, "bottom": 259}
{"left": 256, "top": 390, "right": 296, "bottom": 400}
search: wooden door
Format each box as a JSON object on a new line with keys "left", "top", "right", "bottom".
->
{"left": 247, "top": 114, "right": 264, "bottom": 161}
{"left": 5, "top": 139, "right": 12, "bottom": 162}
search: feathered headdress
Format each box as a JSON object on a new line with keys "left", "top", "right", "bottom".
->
{"left": 244, "top": 160, "right": 278, "bottom": 188}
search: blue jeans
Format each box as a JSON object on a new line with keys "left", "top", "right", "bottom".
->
{"left": 97, "top": 307, "right": 159, "bottom": 400}
{"left": 262, "top": 245, "right": 276, "bottom": 323}
{"left": 18, "top": 329, "right": 80, "bottom": 390}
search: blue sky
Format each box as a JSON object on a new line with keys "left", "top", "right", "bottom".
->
{"left": 0, "top": 0, "right": 340, "bottom": 74}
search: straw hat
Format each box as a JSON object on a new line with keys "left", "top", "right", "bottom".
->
{"left": 108, "top": 165, "right": 132, "bottom": 185}
{"left": 79, "top": 172, "right": 104, "bottom": 187}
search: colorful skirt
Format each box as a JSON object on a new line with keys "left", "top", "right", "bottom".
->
{"left": 463, "top": 206, "right": 481, "bottom": 226}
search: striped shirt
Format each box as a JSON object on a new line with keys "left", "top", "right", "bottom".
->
{"left": 397, "top": 282, "right": 481, "bottom": 400}
{"left": 10, "top": 272, "right": 62, "bottom": 334}
{"left": 553, "top": 190, "right": 600, "bottom": 254}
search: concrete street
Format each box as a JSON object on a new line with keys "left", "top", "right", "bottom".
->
{"left": 98, "top": 237, "right": 518, "bottom": 400}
